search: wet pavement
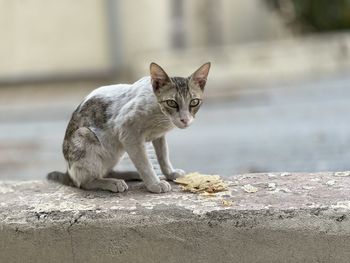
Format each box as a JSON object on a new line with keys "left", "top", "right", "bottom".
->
{"left": 1, "top": 74, "right": 350, "bottom": 180}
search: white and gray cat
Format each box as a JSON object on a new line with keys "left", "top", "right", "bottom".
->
{"left": 47, "top": 62, "right": 211, "bottom": 193}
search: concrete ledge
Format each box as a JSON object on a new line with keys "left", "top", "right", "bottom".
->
{"left": 1, "top": 172, "right": 350, "bottom": 262}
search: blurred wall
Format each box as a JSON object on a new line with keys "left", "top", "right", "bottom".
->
{"left": 185, "top": 0, "right": 287, "bottom": 47}
{"left": 0, "top": 0, "right": 110, "bottom": 80}
{"left": 0, "top": 0, "right": 288, "bottom": 83}
{"left": 117, "top": 0, "right": 172, "bottom": 60}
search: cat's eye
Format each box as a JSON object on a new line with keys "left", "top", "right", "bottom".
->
{"left": 166, "top": 100, "right": 178, "bottom": 108}
{"left": 190, "top": 99, "right": 201, "bottom": 107}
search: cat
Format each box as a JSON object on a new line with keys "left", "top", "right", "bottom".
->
{"left": 47, "top": 62, "right": 211, "bottom": 193}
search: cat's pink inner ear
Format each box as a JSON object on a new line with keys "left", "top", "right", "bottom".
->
{"left": 191, "top": 62, "right": 211, "bottom": 90}
{"left": 150, "top": 63, "right": 170, "bottom": 92}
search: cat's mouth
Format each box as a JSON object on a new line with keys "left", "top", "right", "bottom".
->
{"left": 173, "top": 118, "right": 193, "bottom": 129}
{"left": 176, "top": 123, "right": 189, "bottom": 129}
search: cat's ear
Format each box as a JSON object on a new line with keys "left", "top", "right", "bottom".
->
{"left": 189, "top": 62, "right": 211, "bottom": 90}
{"left": 150, "top": 62, "right": 171, "bottom": 94}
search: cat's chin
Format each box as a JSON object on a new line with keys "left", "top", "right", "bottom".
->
{"left": 173, "top": 122, "right": 190, "bottom": 129}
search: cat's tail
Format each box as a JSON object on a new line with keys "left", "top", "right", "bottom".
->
{"left": 47, "top": 171, "right": 74, "bottom": 186}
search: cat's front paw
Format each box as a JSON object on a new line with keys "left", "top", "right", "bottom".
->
{"left": 146, "top": 180, "right": 171, "bottom": 193}
{"left": 165, "top": 169, "right": 186, "bottom": 181}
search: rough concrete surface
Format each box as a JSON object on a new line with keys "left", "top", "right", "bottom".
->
{"left": 1, "top": 172, "right": 350, "bottom": 263}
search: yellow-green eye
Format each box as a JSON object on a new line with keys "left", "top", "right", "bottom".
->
{"left": 190, "top": 99, "right": 201, "bottom": 107}
{"left": 166, "top": 100, "right": 178, "bottom": 108}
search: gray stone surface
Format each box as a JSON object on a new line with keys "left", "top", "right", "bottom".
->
{"left": 1, "top": 172, "right": 350, "bottom": 262}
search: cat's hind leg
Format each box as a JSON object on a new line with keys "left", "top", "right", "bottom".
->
{"left": 81, "top": 177, "right": 128, "bottom": 192}
{"left": 67, "top": 127, "right": 128, "bottom": 192}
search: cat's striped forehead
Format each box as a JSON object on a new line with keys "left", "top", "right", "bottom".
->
{"left": 170, "top": 77, "right": 190, "bottom": 97}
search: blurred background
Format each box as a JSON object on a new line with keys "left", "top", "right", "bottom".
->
{"left": 1, "top": 0, "right": 350, "bottom": 180}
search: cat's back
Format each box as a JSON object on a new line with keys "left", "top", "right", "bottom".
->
{"left": 62, "top": 77, "right": 152, "bottom": 158}
{"left": 84, "top": 76, "right": 152, "bottom": 105}
{"left": 64, "top": 77, "right": 153, "bottom": 136}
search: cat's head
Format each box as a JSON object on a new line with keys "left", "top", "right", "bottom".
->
{"left": 150, "top": 62, "right": 211, "bottom": 129}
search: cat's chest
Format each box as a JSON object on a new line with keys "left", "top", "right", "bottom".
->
{"left": 144, "top": 123, "right": 174, "bottom": 142}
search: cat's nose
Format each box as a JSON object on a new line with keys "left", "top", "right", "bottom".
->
{"left": 180, "top": 116, "right": 192, "bottom": 126}
{"left": 180, "top": 118, "right": 188, "bottom": 125}
{"left": 179, "top": 112, "right": 193, "bottom": 127}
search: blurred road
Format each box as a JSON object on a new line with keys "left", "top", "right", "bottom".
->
{"left": 0, "top": 74, "right": 350, "bottom": 180}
